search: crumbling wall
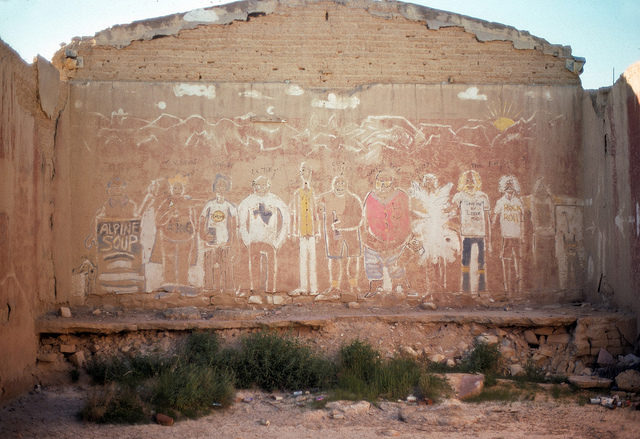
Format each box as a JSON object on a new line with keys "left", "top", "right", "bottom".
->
{"left": 582, "top": 62, "right": 640, "bottom": 330}
{"left": 53, "top": 0, "right": 581, "bottom": 87}
{"left": 0, "top": 41, "right": 58, "bottom": 402}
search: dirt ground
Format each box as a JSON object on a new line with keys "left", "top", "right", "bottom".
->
{"left": 2, "top": 383, "right": 640, "bottom": 439}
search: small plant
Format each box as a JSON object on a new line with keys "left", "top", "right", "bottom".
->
{"left": 231, "top": 331, "right": 334, "bottom": 391}
{"left": 183, "top": 331, "right": 221, "bottom": 368}
{"left": 335, "top": 340, "right": 428, "bottom": 401}
{"left": 86, "top": 353, "right": 170, "bottom": 387}
{"left": 459, "top": 340, "right": 501, "bottom": 375}
{"left": 151, "top": 364, "right": 235, "bottom": 418}
{"left": 81, "top": 384, "right": 147, "bottom": 424}
{"left": 417, "top": 373, "right": 452, "bottom": 403}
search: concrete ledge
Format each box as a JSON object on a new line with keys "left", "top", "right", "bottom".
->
{"left": 36, "top": 305, "right": 627, "bottom": 335}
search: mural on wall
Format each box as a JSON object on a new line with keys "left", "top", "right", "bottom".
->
{"left": 362, "top": 169, "right": 412, "bottom": 295}
{"left": 409, "top": 174, "right": 458, "bottom": 292}
{"left": 237, "top": 175, "right": 290, "bottom": 293}
{"left": 71, "top": 83, "right": 584, "bottom": 304}
{"left": 200, "top": 174, "right": 236, "bottom": 292}
{"left": 85, "top": 179, "right": 144, "bottom": 294}
{"left": 493, "top": 175, "right": 525, "bottom": 295}
{"left": 452, "top": 170, "right": 491, "bottom": 294}
{"left": 290, "top": 163, "right": 319, "bottom": 296}
{"left": 317, "top": 175, "right": 363, "bottom": 295}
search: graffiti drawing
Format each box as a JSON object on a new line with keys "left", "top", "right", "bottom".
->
{"left": 154, "top": 174, "right": 197, "bottom": 289}
{"left": 529, "top": 178, "right": 557, "bottom": 288}
{"left": 556, "top": 205, "right": 584, "bottom": 290}
{"left": 452, "top": 170, "right": 491, "bottom": 293}
{"left": 492, "top": 175, "right": 524, "bottom": 295}
{"left": 137, "top": 178, "right": 171, "bottom": 291}
{"left": 290, "top": 163, "right": 319, "bottom": 295}
{"left": 238, "top": 176, "right": 290, "bottom": 293}
{"left": 363, "top": 170, "right": 412, "bottom": 295}
{"left": 409, "top": 174, "right": 459, "bottom": 291}
{"left": 200, "top": 174, "right": 237, "bottom": 292}
{"left": 90, "top": 178, "right": 144, "bottom": 294}
{"left": 318, "top": 175, "right": 363, "bottom": 294}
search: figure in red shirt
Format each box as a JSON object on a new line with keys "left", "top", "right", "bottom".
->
{"left": 362, "top": 169, "right": 411, "bottom": 295}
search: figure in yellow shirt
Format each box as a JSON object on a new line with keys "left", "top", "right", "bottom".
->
{"left": 290, "top": 162, "right": 319, "bottom": 295}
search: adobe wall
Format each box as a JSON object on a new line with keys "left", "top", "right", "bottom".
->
{"left": 0, "top": 42, "right": 58, "bottom": 401}
{"left": 55, "top": 0, "right": 580, "bottom": 87}
{"left": 582, "top": 62, "right": 640, "bottom": 329}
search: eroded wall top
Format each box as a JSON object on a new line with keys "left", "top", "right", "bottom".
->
{"left": 53, "top": 0, "right": 583, "bottom": 87}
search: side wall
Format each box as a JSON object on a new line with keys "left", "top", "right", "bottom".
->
{"left": 582, "top": 64, "right": 640, "bottom": 331}
{"left": 0, "top": 42, "right": 58, "bottom": 402}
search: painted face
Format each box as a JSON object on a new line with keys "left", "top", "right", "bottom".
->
{"left": 252, "top": 177, "right": 269, "bottom": 195}
{"left": 216, "top": 179, "right": 229, "bottom": 194}
{"left": 333, "top": 176, "right": 347, "bottom": 196}
{"left": 299, "top": 164, "right": 312, "bottom": 183}
{"left": 376, "top": 175, "right": 393, "bottom": 193}
{"left": 171, "top": 182, "right": 184, "bottom": 196}
{"left": 211, "top": 210, "right": 226, "bottom": 222}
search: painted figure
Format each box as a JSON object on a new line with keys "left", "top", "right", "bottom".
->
{"left": 409, "top": 173, "right": 459, "bottom": 291}
{"left": 290, "top": 163, "right": 319, "bottom": 295}
{"left": 238, "top": 176, "right": 290, "bottom": 293}
{"left": 138, "top": 178, "right": 171, "bottom": 292}
{"left": 318, "top": 175, "right": 363, "bottom": 294}
{"left": 200, "top": 174, "right": 237, "bottom": 292}
{"left": 492, "top": 175, "right": 524, "bottom": 295}
{"left": 362, "top": 169, "right": 411, "bottom": 295}
{"left": 155, "top": 174, "right": 197, "bottom": 287}
{"left": 452, "top": 170, "right": 491, "bottom": 293}
{"left": 530, "top": 178, "right": 557, "bottom": 288}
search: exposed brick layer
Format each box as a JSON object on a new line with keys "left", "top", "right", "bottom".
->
{"left": 57, "top": 2, "right": 579, "bottom": 87}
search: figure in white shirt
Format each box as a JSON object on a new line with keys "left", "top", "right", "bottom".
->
{"left": 238, "top": 176, "right": 289, "bottom": 293}
{"left": 200, "top": 174, "right": 237, "bottom": 292}
{"left": 492, "top": 175, "right": 524, "bottom": 295}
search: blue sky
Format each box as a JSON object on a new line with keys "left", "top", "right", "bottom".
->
{"left": 0, "top": 0, "right": 638, "bottom": 89}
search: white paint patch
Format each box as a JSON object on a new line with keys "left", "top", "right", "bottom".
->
{"left": 111, "top": 108, "right": 128, "bottom": 118}
{"left": 173, "top": 83, "right": 216, "bottom": 100}
{"left": 544, "top": 90, "right": 553, "bottom": 100}
{"left": 587, "top": 256, "right": 594, "bottom": 280}
{"left": 286, "top": 85, "right": 305, "bottom": 96}
{"left": 615, "top": 208, "right": 625, "bottom": 235}
{"left": 74, "top": 100, "right": 83, "bottom": 109}
{"left": 184, "top": 8, "right": 220, "bottom": 23}
{"left": 239, "top": 90, "right": 273, "bottom": 100}
{"left": 525, "top": 91, "right": 535, "bottom": 98}
{"left": 312, "top": 93, "right": 360, "bottom": 110}
{"left": 157, "top": 101, "right": 167, "bottom": 110}
{"left": 457, "top": 87, "right": 487, "bottom": 101}
{"left": 266, "top": 106, "right": 275, "bottom": 115}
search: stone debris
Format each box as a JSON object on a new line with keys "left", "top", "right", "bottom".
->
{"left": 445, "top": 373, "right": 484, "bottom": 400}
{"left": 259, "top": 418, "right": 270, "bottom": 426}
{"left": 155, "top": 413, "right": 174, "bottom": 426}
{"left": 597, "top": 348, "right": 616, "bottom": 366}
{"left": 59, "top": 307, "right": 72, "bottom": 318}
{"left": 326, "top": 400, "right": 371, "bottom": 417}
{"left": 162, "top": 307, "right": 201, "bottom": 320}
{"left": 69, "top": 351, "right": 85, "bottom": 368}
{"left": 420, "top": 301, "right": 437, "bottom": 310}
{"left": 568, "top": 375, "right": 612, "bottom": 389}
{"left": 59, "top": 344, "right": 76, "bottom": 354}
{"left": 615, "top": 369, "right": 640, "bottom": 392}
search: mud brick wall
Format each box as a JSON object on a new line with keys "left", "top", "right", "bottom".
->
{"left": 55, "top": 1, "right": 579, "bottom": 87}
{"left": 0, "top": 42, "right": 58, "bottom": 401}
